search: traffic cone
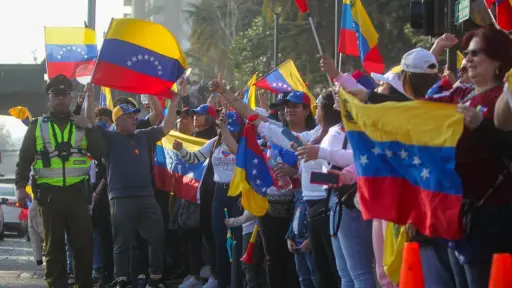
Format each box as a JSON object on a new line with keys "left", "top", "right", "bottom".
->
{"left": 399, "top": 242, "right": 425, "bottom": 288}
{"left": 489, "top": 253, "right": 512, "bottom": 288}
{"left": 240, "top": 225, "right": 259, "bottom": 265}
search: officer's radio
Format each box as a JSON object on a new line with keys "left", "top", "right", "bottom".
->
{"left": 55, "top": 142, "right": 72, "bottom": 162}
{"left": 40, "top": 148, "right": 51, "bottom": 168}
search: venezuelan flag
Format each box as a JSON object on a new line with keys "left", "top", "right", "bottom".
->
{"left": 153, "top": 131, "right": 208, "bottom": 203}
{"left": 8, "top": 106, "right": 32, "bottom": 126}
{"left": 485, "top": 0, "right": 512, "bottom": 31}
{"left": 254, "top": 59, "right": 315, "bottom": 115}
{"left": 92, "top": 18, "right": 188, "bottom": 98}
{"left": 100, "top": 87, "right": 114, "bottom": 110}
{"left": 339, "top": 89, "right": 464, "bottom": 240}
{"left": 338, "top": 0, "right": 385, "bottom": 74}
{"left": 44, "top": 27, "right": 98, "bottom": 79}
{"left": 228, "top": 115, "right": 275, "bottom": 216}
{"left": 243, "top": 73, "right": 258, "bottom": 109}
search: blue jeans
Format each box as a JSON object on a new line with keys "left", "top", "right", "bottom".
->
{"left": 419, "top": 242, "right": 455, "bottom": 288}
{"left": 66, "top": 235, "right": 73, "bottom": 274}
{"left": 211, "top": 183, "right": 243, "bottom": 288}
{"left": 93, "top": 229, "right": 103, "bottom": 275}
{"left": 294, "top": 250, "right": 317, "bottom": 288}
{"left": 330, "top": 197, "right": 375, "bottom": 288}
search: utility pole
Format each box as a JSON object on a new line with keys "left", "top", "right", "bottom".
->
{"left": 446, "top": 0, "right": 457, "bottom": 72}
{"left": 273, "top": 11, "right": 280, "bottom": 68}
{"left": 87, "top": 0, "right": 96, "bottom": 30}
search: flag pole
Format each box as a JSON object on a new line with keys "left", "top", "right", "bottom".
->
{"left": 334, "top": 0, "right": 339, "bottom": 69}
{"left": 307, "top": 13, "right": 333, "bottom": 86}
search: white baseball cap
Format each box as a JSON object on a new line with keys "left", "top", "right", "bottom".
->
{"left": 254, "top": 107, "right": 269, "bottom": 117}
{"left": 400, "top": 48, "right": 438, "bottom": 74}
{"left": 371, "top": 66, "right": 405, "bottom": 95}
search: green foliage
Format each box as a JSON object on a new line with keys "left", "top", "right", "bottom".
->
{"left": 403, "top": 23, "right": 433, "bottom": 49}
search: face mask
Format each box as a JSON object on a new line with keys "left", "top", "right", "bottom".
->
{"left": 96, "top": 121, "right": 109, "bottom": 130}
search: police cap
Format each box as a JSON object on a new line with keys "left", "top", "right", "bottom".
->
{"left": 45, "top": 74, "right": 73, "bottom": 94}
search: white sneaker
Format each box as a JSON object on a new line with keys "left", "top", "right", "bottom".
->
{"left": 199, "top": 266, "right": 211, "bottom": 279}
{"left": 177, "top": 275, "right": 194, "bottom": 288}
{"left": 202, "top": 277, "right": 219, "bottom": 288}
{"left": 179, "top": 277, "right": 203, "bottom": 288}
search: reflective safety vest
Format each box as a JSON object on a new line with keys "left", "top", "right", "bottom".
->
{"left": 33, "top": 117, "right": 91, "bottom": 186}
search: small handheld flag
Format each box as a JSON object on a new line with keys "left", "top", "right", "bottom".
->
{"left": 224, "top": 208, "right": 234, "bottom": 262}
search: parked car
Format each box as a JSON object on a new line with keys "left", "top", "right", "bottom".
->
{"left": 0, "top": 182, "right": 28, "bottom": 237}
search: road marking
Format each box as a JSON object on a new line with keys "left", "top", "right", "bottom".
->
{"left": 0, "top": 246, "right": 33, "bottom": 251}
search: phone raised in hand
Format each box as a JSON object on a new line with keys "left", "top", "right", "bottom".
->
{"left": 281, "top": 128, "right": 304, "bottom": 148}
{"left": 309, "top": 171, "right": 340, "bottom": 185}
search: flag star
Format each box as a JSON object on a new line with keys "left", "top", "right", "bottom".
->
{"left": 77, "top": 48, "right": 81, "bottom": 52}
{"left": 420, "top": 168, "right": 430, "bottom": 180}
{"left": 144, "top": 54, "right": 149, "bottom": 59}
{"left": 385, "top": 149, "right": 393, "bottom": 158}
{"left": 72, "top": 47, "right": 76, "bottom": 50}
{"left": 253, "top": 159, "right": 259, "bottom": 164}
{"left": 60, "top": 51, "right": 64, "bottom": 54}
{"left": 154, "top": 60, "right": 159, "bottom": 65}
{"left": 149, "top": 56, "right": 154, "bottom": 61}
{"left": 57, "top": 56, "right": 61, "bottom": 59}
{"left": 157, "top": 65, "right": 162, "bottom": 70}
{"left": 67, "top": 46, "right": 71, "bottom": 49}
{"left": 359, "top": 154, "right": 369, "bottom": 166}
{"left": 262, "top": 187, "right": 267, "bottom": 192}
{"left": 399, "top": 149, "right": 408, "bottom": 160}
{"left": 137, "top": 54, "right": 143, "bottom": 60}
{"left": 413, "top": 156, "right": 422, "bottom": 166}
{"left": 272, "top": 83, "right": 277, "bottom": 87}
{"left": 127, "top": 61, "right": 132, "bottom": 66}
{"left": 256, "top": 179, "right": 261, "bottom": 185}
{"left": 81, "top": 51, "right": 86, "bottom": 55}
{"left": 372, "top": 147, "right": 381, "bottom": 155}
{"left": 132, "top": 56, "right": 137, "bottom": 61}
{"left": 278, "top": 83, "right": 283, "bottom": 87}
{"left": 158, "top": 71, "right": 163, "bottom": 75}
{"left": 252, "top": 169, "right": 257, "bottom": 175}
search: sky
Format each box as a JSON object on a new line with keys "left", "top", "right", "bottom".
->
{"left": 0, "top": 0, "right": 124, "bottom": 64}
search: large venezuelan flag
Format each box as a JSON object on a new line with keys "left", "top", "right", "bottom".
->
{"left": 339, "top": 89, "right": 464, "bottom": 240}
{"left": 44, "top": 27, "right": 98, "bottom": 79}
{"left": 254, "top": 59, "right": 315, "bottom": 115}
{"left": 92, "top": 18, "right": 187, "bottom": 98}
{"left": 243, "top": 73, "right": 258, "bottom": 109}
{"left": 338, "top": 0, "right": 385, "bottom": 74}
{"left": 154, "top": 131, "right": 208, "bottom": 203}
{"left": 228, "top": 115, "right": 275, "bottom": 216}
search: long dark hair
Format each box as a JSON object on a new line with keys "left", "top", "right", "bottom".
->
{"left": 311, "top": 91, "right": 341, "bottom": 145}
{"left": 282, "top": 104, "right": 316, "bottom": 131}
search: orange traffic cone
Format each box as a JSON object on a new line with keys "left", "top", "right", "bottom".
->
{"left": 399, "top": 242, "right": 425, "bottom": 288}
{"left": 240, "top": 225, "right": 259, "bottom": 265}
{"left": 489, "top": 253, "right": 512, "bottom": 288}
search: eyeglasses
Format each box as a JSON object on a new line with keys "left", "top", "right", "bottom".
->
{"left": 464, "top": 49, "right": 483, "bottom": 58}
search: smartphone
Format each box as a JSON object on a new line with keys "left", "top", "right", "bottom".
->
{"left": 281, "top": 128, "right": 304, "bottom": 148}
{"left": 310, "top": 171, "right": 340, "bottom": 185}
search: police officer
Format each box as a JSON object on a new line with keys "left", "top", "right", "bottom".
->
{"left": 15, "top": 74, "right": 106, "bottom": 288}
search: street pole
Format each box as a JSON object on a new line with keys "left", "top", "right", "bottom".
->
{"left": 87, "top": 0, "right": 96, "bottom": 30}
{"left": 446, "top": 0, "right": 457, "bottom": 72}
{"left": 274, "top": 12, "right": 280, "bottom": 68}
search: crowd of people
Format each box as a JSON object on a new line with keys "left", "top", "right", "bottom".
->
{"left": 14, "top": 24, "right": 512, "bottom": 288}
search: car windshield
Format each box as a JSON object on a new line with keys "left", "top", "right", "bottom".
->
{"left": 0, "top": 185, "right": 15, "bottom": 197}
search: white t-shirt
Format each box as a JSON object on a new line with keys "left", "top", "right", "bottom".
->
{"left": 199, "top": 139, "right": 237, "bottom": 183}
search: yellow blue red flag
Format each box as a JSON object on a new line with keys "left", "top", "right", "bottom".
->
{"left": 339, "top": 89, "right": 464, "bottom": 239}
{"left": 254, "top": 59, "right": 315, "bottom": 115}
{"left": 243, "top": 73, "right": 258, "bottom": 109}
{"left": 8, "top": 106, "right": 32, "bottom": 126}
{"left": 338, "top": 0, "right": 384, "bottom": 74}
{"left": 92, "top": 18, "right": 188, "bottom": 98}
{"left": 154, "top": 131, "right": 208, "bottom": 203}
{"left": 44, "top": 27, "right": 98, "bottom": 79}
{"left": 228, "top": 115, "right": 275, "bottom": 216}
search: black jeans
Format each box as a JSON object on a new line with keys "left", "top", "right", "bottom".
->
{"left": 154, "top": 189, "right": 170, "bottom": 279}
{"left": 306, "top": 200, "right": 340, "bottom": 288}
{"left": 92, "top": 193, "right": 113, "bottom": 282}
{"left": 258, "top": 214, "right": 299, "bottom": 288}
{"left": 200, "top": 176, "right": 216, "bottom": 275}
{"left": 181, "top": 228, "right": 203, "bottom": 276}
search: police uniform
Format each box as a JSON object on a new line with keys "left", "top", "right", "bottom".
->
{"left": 15, "top": 74, "right": 106, "bottom": 288}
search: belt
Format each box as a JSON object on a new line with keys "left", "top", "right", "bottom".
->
{"left": 306, "top": 199, "right": 324, "bottom": 208}
{"left": 215, "top": 182, "right": 230, "bottom": 189}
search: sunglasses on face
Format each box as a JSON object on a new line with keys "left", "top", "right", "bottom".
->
{"left": 464, "top": 49, "right": 483, "bottom": 58}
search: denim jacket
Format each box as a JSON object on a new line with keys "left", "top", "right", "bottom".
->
{"left": 286, "top": 191, "right": 309, "bottom": 242}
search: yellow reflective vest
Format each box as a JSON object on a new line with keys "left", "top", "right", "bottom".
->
{"left": 33, "top": 117, "right": 91, "bottom": 186}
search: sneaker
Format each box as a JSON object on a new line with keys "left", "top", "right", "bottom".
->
{"left": 68, "top": 273, "right": 75, "bottom": 285}
{"left": 199, "top": 266, "right": 211, "bottom": 280}
{"left": 105, "top": 278, "right": 126, "bottom": 288}
{"left": 146, "top": 278, "right": 167, "bottom": 288}
{"left": 202, "top": 277, "right": 219, "bottom": 288}
{"left": 137, "top": 275, "right": 147, "bottom": 288}
{"left": 179, "top": 278, "right": 203, "bottom": 288}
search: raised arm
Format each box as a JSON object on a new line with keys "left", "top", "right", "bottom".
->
{"left": 162, "top": 94, "right": 179, "bottom": 135}
{"left": 147, "top": 95, "right": 164, "bottom": 126}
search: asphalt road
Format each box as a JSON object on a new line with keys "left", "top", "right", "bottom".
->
{"left": 0, "top": 233, "right": 45, "bottom": 288}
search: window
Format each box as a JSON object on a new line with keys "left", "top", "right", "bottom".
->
{"left": 0, "top": 185, "right": 15, "bottom": 197}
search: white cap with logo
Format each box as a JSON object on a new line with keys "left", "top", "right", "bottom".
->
{"left": 371, "top": 65, "right": 405, "bottom": 95}
{"left": 400, "top": 48, "right": 439, "bottom": 74}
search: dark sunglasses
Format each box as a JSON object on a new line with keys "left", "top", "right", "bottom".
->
{"left": 464, "top": 49, "right": 483, "bottom": 58}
